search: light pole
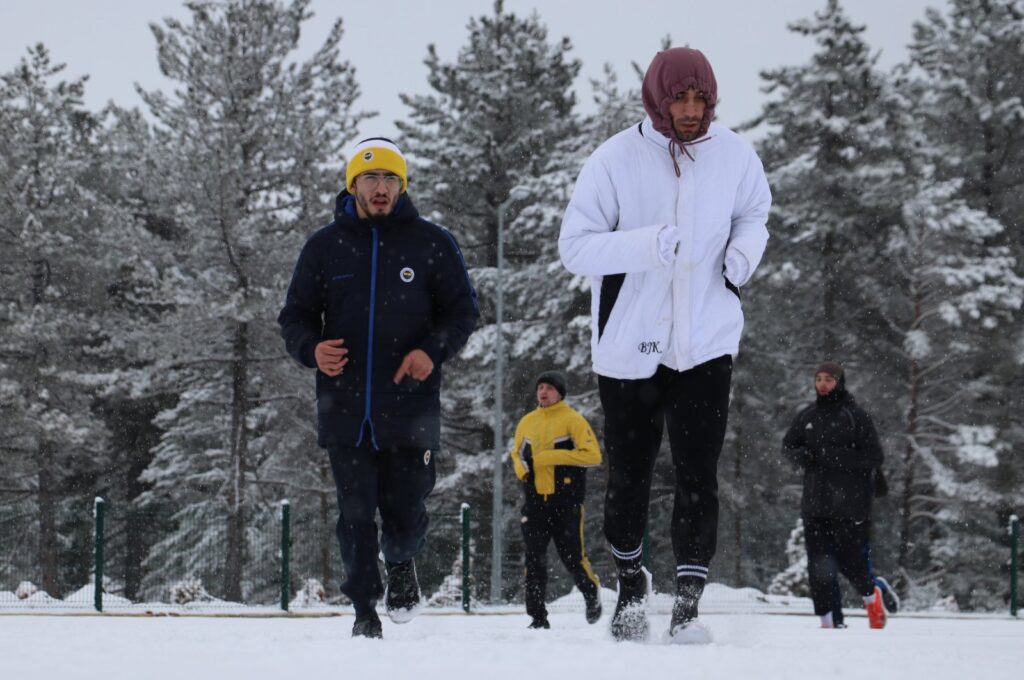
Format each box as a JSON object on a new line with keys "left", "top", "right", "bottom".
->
{"left": 491, "top": 185, "right": 530, "bottom": 603}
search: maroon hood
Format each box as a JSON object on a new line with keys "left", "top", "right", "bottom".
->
{"left": 642, "top": 47, "right": 718, "bottom": 141}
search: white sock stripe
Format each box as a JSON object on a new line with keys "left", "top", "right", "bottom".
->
{"left": 611, "top": 544, "right": 643, "bottom": 560}
{"left": 676, "top": 565, "right": 709, "bottom": 578}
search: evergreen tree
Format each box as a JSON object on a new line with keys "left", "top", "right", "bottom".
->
{"left": 874, "top": 88, "right": 1023, "bottom": 607}
{"left": 0, "top": 45, "right": 122, "bottom": 596}
{"left": 132, "top": 0, "right": 369, "bottom": 601}
{"left": 901, "top": 1, "right": 1024, "bottom": 596}
{"left": 738, "top": 0, "right": 900, "bottom": 590}
{"left": 752, "top": 0, "right": 896, "bottom": 361}
{"left": 397, "top": 0, "right": 580, "bottom": 268}
{"left": 394, "top": 1, "right": 582, "bottom": 598}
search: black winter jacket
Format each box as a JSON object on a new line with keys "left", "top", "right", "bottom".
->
{"left": 781, "top": 389, "right": 884, "bottom": 521}
{"left": 278, "top": 192, "right": 478, "bottom": 450}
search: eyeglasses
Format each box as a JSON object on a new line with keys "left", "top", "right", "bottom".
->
{"left": 357, "top": 173, "right": 402, "bottom": 190}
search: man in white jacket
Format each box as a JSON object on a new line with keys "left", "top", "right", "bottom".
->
{"left": 559, "top": 47, "right": 771, "bottom": 643}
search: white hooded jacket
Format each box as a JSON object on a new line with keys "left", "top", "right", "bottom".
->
{"left": 559, "top": 117, "right": 771, "bottom": 379}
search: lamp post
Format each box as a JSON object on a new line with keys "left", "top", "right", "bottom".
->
{"left": 491, "top": 186, "right": 530, "bottom": 603}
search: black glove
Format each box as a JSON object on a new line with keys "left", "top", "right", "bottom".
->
{"left": 521, "top": 442, "right": 534, "bottom": 474}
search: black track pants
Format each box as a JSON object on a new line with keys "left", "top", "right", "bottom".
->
{"left": 804, "top": 516, "right": 874, "bottom": 616}
{"left": 327, "top": 444, "right": 436, "bottom": 613}
{"left": 599, "top": 356, "right": 732, "bottom": 576}
{"left": 521, "top": 503, "right": 600, "bottom": 620}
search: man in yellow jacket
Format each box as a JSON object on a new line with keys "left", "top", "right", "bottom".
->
{"left": 510, "top": 370, "right": 603, "bottom": 629}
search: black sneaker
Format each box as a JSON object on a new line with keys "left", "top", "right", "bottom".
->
{"left": 584, "top": 588, "right": 602, "bottom": 624}
{"left": 668, "top": 576, "right": 712, "bottom": 644}
{"left": 610, "top": 569, "right": 649, "bottom": 642}
{"left": 668, "top": 576, "right": 704, "bottom": 635}
{"left": 527, "top": 616, "right": 550, "bottom": 629}
{"left": 873, "top": 576, "right": 900, "bottom": 614}
{"left": 385, "top": 559, "right": 422, "bottom": 624}
{"left": 352, "top": 609, "right": 382, "bottom": 639}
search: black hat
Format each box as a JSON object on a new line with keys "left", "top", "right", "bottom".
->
{"left": 815, "top": 361, "right": 846, "bottom": 391}
{"left": 815, "top": 361, "right": 844, "bottom": 380}
{"left": 535, "top": 370, "right": 567, "bottom": 399}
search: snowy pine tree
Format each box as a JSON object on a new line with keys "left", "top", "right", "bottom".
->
{"left": 898, "top": 1, "right": 1024, "bottom": 605}
{"left": 767, "top": 519, "right": 810, "bottom": 597}
{"left": 391, "top": 1, "right": 586, "bottom": 598}
{"left": 751, "top": 0, "right": 897, "bottom": 361}
{"left": 0, "top": 45, "right": 126, "bottom": 597}
{"left": 396, "top": 0, "right": 580, "bottom": 268}
{"left": 736, "top": 0, "right": 902, "bottom": 590}
{"left": 132, "top": 0, "right": 369, "bottom": 601}
{"left": 873, "top": 91, "right": 1023, "bottom": 606}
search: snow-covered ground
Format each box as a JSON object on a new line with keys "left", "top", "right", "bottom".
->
{"left": 2, "top": 603, "right": 1020, "bottom": 680}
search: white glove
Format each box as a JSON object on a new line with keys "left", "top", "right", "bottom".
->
{"left": 724, "top": 248, "right": 750, "bottom": 286}
{"left": 657, "top": 225, "right": 680, "bottom": 265}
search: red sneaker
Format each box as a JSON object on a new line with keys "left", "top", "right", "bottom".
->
{"left": 865, "top": 586, "right": 887, "bottom": 629}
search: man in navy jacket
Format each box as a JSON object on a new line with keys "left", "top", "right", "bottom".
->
{"left": 278, "top": 138, "right": 478, "bottom": 638}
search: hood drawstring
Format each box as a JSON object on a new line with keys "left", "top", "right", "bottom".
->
{"left": 668, "top": 136, "right": 711, "bottom": 177}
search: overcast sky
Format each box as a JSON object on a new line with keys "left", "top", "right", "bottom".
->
{"left": 2, "top": 0, "right": 940, "bottom": 141}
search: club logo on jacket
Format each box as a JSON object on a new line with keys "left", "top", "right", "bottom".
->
{"left": 400, "top": 267, "right": 415, "bottom": 283}
{"left": 638, "top": 341, "right": 663, "bottom": 355}
{"left": 424, "top": 449, "right": 431, "bottom": 465}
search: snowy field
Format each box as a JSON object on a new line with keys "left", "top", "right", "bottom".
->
{"left": 2, "top": 607, "right": 1021, "bottom": 680}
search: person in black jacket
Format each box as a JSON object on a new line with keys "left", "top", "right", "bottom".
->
{"left": 278, "top": 138, "right": 478, "bottom": 638}
{"left": 781, "top": 362, "right": 888, "bottom": 629}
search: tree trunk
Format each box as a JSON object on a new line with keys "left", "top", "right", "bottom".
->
{"left": 822, "top": 229, "right": 839, "bottom": 358}
{"left": 37, "top": 442, "right": 60, "bottom": 598}
{"left": 224, "top": 320, "right": 250, "bottom": 602}
{"left": 898, "top": 287, "right": 923, "bottom": 574}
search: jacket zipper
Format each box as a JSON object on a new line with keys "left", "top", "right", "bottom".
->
{"left": 355, "top": 227, "right": 380, "bottom": 449}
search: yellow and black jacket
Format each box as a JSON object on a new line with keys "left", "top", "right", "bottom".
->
{"left": 510, "top": 400, "right": 601, "bottom": 507}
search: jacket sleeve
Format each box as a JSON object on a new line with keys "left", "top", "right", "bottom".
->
{"left": 856, "top": 408, "right": 884, "bottom": 469}
{"left": 509, "top": 421, "right": 529, "bottom": 482}
{"left": 781, "top": 412, "right": 812, "bottom": 468}
{"left": 533, "top": 413, "right": 602, "bottom": 468}
{"left": 558, "top": 153, "right": 669, "bottom": 276}
{"left": 277, "top": 236, "right": 325, "bottom": 369}
{"left": 725, "top": 148, "right": 771, "bottom": 287}
{"left": 417, "top": 229, "right": 480, "bottom": 366}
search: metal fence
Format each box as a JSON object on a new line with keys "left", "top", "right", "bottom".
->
{"left": 1, "top": 496, "right": 1019, "bottom": 617}
{"left": 0, "top": 497, "right": 477, "bottom": 614}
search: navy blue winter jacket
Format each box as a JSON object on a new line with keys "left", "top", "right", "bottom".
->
{"left": 278, "top": 191, "right": 478, "bottom": 450}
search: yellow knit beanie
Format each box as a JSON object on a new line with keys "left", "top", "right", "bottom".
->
{"left": 345, "top": 137, "right": 408, "bottom": 193}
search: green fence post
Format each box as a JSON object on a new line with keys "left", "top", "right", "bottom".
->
{"left": 1011, "top": 514, "right": 1019, "bottom": 618}
{"left": 94, "top": 497, "right": 105, "bottom": 613}
{"left": 461, "top": 503, "right": 471, "bottom": 613}
{"left": 280, "top": 499, "right": 291, "bottom": 612}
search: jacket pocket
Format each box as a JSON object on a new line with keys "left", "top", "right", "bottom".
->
{"left": 327, "top": 274, "right": 353, "bottom": 312}
{"left": 554, "top": 465, "right": 586, "bottom": 504}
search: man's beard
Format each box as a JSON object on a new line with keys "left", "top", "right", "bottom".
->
{"left": 673, "top": 119, "right": 702, "bottom": 142}
{"left": 358, "top": 193, "right": 394, "bottom": 216}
